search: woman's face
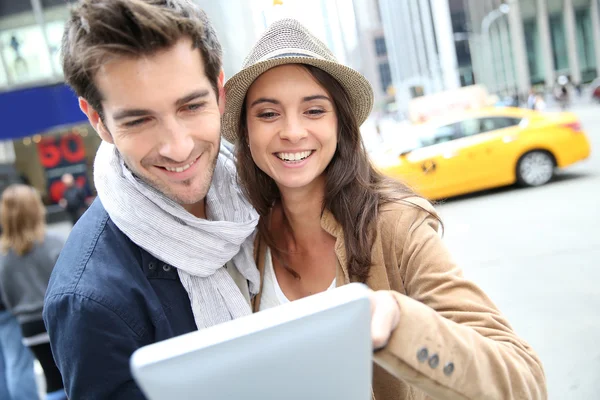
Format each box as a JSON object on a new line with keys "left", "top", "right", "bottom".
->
{"left": 245, "top": 64, "right": 338, "bottom": 192}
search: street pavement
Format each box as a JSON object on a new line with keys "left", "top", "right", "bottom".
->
{"left": 435, "top": 103, "right": 600, "bottom": 399}
{"left": 45, "top": 103, "right": 600, "bottom": 399}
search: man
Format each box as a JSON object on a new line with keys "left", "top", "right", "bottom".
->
{"left": 58, "top": 173, "right": 86, "bottom": 225}
{"left": 43, "top": 1, "right": 260, "bottom": 398}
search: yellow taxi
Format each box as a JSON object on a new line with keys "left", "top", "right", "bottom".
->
{"left": 376, "top": 107, "right": 591, "bottom": 200}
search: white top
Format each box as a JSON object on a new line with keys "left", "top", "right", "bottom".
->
{"left": 225, "top": 261, "right": 251, "bottom": 305}
{"left": 259, "top": 248, "right": 336, "bottom": 311}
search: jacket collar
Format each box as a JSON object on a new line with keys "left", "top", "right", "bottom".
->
{"left": 320, "top": 208, "right": 350, "bottom": 284}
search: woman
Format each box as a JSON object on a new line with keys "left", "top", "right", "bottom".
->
{"left": 223, "top": 19, "right": 546, "bottom": 400}
{"left": 0, "top": 185, "right": 66, "bottom": 400}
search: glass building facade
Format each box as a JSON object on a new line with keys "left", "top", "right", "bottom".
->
{"left": 0, "top": 0, "right": 69, "bottom": 88}
{"left": 519, "top": 0, "right": 599, "bottom": 89}
{"left": 0, "top": 0, "right": 95, "bottom": 204}
{"left": 464, "top": 0, "right": 600, "bottom": 98}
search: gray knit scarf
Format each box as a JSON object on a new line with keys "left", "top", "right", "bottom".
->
{"left": 93, "top": 141, "right": 259, "bottom": 329}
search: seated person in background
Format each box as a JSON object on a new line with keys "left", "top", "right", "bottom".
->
{"left": 0, "top": 184, "right": 66, "bottom": 400}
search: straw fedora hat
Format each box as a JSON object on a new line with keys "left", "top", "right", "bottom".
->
{"left": 222, "top": 18, "right": 374, "bottom": 143}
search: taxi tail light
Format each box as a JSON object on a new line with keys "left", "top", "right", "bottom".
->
{"left": 562, "top": 121, "right": 582, "bottom": 132}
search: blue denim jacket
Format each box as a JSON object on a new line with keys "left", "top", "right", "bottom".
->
{"left": 43, "top": 199, "right": 196, "bottom": 400}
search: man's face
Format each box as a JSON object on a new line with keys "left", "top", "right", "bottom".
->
{"left": 62, "top": 174, "right": 74, "bottom": 187}
{"left": 82, "top": 38, "right": 222, "bottom": 209}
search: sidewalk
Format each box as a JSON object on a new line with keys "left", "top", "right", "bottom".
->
{"left": 542, "top": 86, "right": 598, "bottom": 111}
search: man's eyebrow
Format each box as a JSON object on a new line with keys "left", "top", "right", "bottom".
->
{"left": 250, "top": 97, "right": 280, "bottom": 107}
{"left": 112, "top": 90, "right": 211, "bottom": 121}
{"left": 113, "top": 108, "right": 153, "bottom": 121}
{"left": 175, "top": 89, "right": 210, "bottom": 107}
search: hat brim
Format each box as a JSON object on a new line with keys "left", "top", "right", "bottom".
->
{"left": 222, "top": 56, "right": 374, "bottom": 144}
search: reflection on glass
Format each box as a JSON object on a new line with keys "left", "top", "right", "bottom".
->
{"left": 13, "top": 124, "right": 101, "bottom": 205}
{"left": 549, "top": 14, "right": 569, "bottom": 72}
{"left": 0, "top": 58, "right": 7, "bottom": 86}
{"left": 524, "top": 18, "right": 545, "bottom": 85}
{"left": 43, "top": 3, "right": 71, "bottom": 77}
{"left": 0, "top": 26, "right": 53, "bottom": 84}
{"left": 45, "top": 20, "right": 65, "bottom": 76}
{"left": 575, "top": 7, "right": 598, "bottom": 82}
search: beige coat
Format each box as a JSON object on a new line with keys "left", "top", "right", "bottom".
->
{"left": 252, "top": 197, "right": 546, "bottom": 400}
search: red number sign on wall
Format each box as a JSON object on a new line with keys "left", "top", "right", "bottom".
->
{"left": 37, "top": 133, "right": 87, "bottom": 203}
{"left": 38, "top": 134, "right": 86, "bottom": 168}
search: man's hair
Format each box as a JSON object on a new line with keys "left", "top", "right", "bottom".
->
{"left": 62, "top": 0, "right": 223, "bottom": 118}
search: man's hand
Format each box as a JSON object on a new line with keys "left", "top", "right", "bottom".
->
{"left": 369, "top": 290, "right": 401, "bottom": 349}
{"left": 59, "top": 199, "right": 67, "bottom": 208}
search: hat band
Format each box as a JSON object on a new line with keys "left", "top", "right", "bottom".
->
{"left": 254, "top": 47, "right": 328, "bottom": 64}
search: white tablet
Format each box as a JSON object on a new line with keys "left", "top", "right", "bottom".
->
{"left": 130, "top": 283, "right": 373, "bottom": 400}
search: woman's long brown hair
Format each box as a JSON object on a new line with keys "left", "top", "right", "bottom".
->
{"left": 0, "top": 184, "right": 46, "bottom": 256}
{"left": 236, "top": 65, "right": 435, "bottom": 283}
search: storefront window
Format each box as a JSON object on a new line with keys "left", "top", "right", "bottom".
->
{"left": 0, "top": 58, "right": 7, "bottom": 86}
{"left": 0, "top": 1, "right": 50, "bottom": 86}
{"left": 0, "top": 27, "right": 53, "bottom": 84}
{"left": 549, "top": 14, "right": 569, "bottom": 73}
{"left": 43, "top": 1, "right": 72, "bottom": 77}
{"left": 13, "top": 124, "right": 100, "bottom": 205}
{"left": 0, "top": 0, "right": 70, "bottom": 87}
{"left": 523, "top": 18, "right": 545, "bottom": 85}
{"left": 575, "top": 6, "right": 598, "bottom": 82}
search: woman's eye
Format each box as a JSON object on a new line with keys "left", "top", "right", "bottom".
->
{"left": 258, "top": 112, "right": 278, "bottom": 119}
{"left": 306, "top": 109, "right": 325, "bottom": 116}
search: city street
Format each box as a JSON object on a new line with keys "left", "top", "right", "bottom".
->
{"left": 45, "top": 104, "right": 600, "bottom": 399}
{"left": 436, "top": 103, "right": 600, "bottom": 400}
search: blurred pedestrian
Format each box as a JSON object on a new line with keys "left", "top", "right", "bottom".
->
{"left": 9, "top": 34, "right": 28, "bottom": 77}
{"left": 534, "top": 94, "right": 546, "bottom": 112}
{"left": 58, "top": 173, "right": 86, "bottom": 225}
{"left": 512, "top": 92, "right": 520, "bottom": 107}
{"left": 0, "top": 185, "right": 66, "bottom": 400}
{"left": 0, "top": 287, "right": 38, "bottom": 400}
{"left": 555, "top": 75, "right": 570, "bottom": 110}
{"left": 527, "top": 89, "right": 537, "bottom": 109}
{"left": 224, "top": 18, "right": 547, "bottom": 400}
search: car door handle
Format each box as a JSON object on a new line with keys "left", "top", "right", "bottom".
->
{"left": 421, "top": 160, "right": 437, "bottom": 174}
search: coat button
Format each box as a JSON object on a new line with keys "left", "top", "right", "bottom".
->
{"left": 149, "top": 262, "right": 156, "bottom": 270}
{"left": 417, "top": 347, "right": 428, "bottom": 363}
{"left": 428, "top": 354, "right": 440, "bottom": 369}
{"left": 443, "top": 362, "right": 455, "bottom": 376}
{"left": 163, "top": 264, "right": 172, "bottom": 272}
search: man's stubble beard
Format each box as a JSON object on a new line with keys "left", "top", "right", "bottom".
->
{"left": 120, "top": 142, "right": 220, "bottom": 206}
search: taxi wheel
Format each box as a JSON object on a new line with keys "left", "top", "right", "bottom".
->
{"left": 516, "top": 151, "right": 555, "bottom": 187}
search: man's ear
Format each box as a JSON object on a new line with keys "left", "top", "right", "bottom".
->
{"left": 79, "top": 97, "right": 113, "bottom": 144}
{"left": 218, "top": 69, "right": 225, "bottom": 115}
